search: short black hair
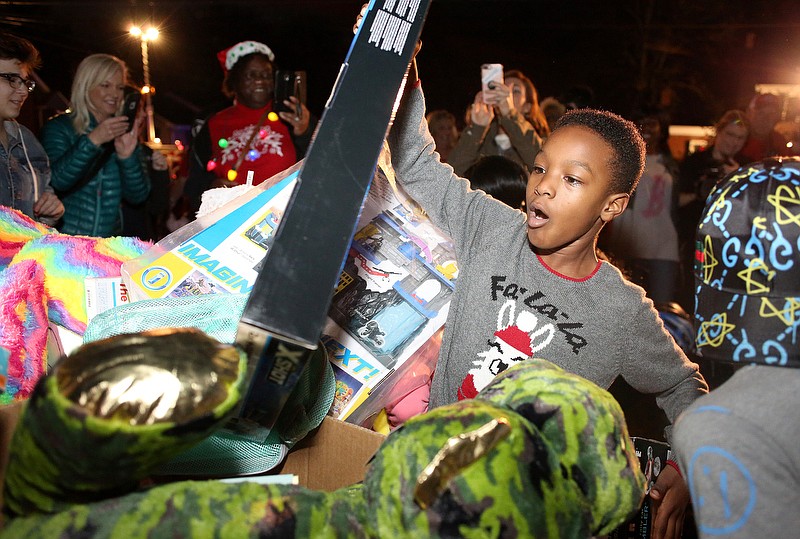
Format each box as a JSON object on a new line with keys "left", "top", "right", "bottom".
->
{"left": 552, "top": 109, "right": 645, "bottom": 195}
{"left": 465, "top": 155, "right": 529, "bottom": 210}
{"left": 0, "top": 32, "right": 41, "bottom": 69}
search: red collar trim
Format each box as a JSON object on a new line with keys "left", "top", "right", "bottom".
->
{"left": 536, "top": 254, "right": 601, "bottom": 282}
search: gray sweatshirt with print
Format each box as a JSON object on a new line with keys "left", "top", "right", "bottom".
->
{"left": 386, "top": 84, "right": 708, "bottom": 443}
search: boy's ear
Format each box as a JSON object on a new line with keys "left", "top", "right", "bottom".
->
{"left": 601, "top": 193, "right": 630, "bottom": 223}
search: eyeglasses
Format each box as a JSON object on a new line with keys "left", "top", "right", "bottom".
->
{"left": 0, "top": 73, "right": 36, "bottom": 93}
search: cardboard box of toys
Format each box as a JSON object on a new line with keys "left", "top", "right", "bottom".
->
{"left": 609, "top": 437, "right": 676, "bottom": 539}
{"left": 322, "top": 168, "right": 455, "bottom": 424}
{"left": 279, "top": 416, "right": 386, "bottom": 491}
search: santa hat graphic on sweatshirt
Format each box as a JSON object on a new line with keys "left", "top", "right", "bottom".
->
{"left": 459, "top": 309, "right": 540, "bottom": 400}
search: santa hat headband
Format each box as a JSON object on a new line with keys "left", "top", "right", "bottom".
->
{"left": 494, "top": 326, "right": 534, "bottom": 357}
{"left": 217, "top": 40, "right": 275, "bottom": 73}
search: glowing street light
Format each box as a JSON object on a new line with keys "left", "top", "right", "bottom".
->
{"left": 129, "top": 24, "right": 159, "bottom": 143}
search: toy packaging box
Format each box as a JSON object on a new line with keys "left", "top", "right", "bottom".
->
{"left": 122, "top": 170, "right": 299, "bottom": 301}
{"left": 84, "top": 276, "right": 131, "bottom": 320}
{"left": 120, "top": 156, "right": 455, "bottom": 430}
{"left": 609, "top": 437, "right": 676, "bottom": 539}
{"left": 323, "top": 165, "right": 456, "bottom": 422}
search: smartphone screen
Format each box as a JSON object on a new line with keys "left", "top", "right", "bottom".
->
{"left": 274, "top": 70, "right": 307, "bottom": 117}
{"left": 121, "top": 92, "right": 141, "bottom": 132}
{"left": 481, "top": 63, "right": 504, "bottom": 104}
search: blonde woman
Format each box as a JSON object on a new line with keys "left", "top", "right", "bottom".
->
{"left": 41, "top": 53, "right": 149, "bottom": 237}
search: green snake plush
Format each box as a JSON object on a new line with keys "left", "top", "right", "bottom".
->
{"left": 1, "top": 330, "right": 644, "bottom": 538}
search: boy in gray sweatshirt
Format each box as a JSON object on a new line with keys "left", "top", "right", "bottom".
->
{"left": 385, "top": 53, "right": 707, "bottom": 539}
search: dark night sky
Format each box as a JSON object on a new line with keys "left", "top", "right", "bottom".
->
{"left": 4, "top": 0, "right": 800, "bottom": 132}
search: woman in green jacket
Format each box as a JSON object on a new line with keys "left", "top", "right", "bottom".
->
{"left": 41, "top": 53, "right": 149, "bottom": 237}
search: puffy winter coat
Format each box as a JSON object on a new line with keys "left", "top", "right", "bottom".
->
{"left": 40, "top": 113, "right": 150, "bottom": 237}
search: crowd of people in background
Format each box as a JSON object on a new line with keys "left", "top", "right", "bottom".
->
{"left": 2, "top": 25, "right": 795, "bottom": 337}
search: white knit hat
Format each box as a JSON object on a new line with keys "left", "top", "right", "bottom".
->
{"left": 217, "top": 40, "right": 275, "bottom": 73}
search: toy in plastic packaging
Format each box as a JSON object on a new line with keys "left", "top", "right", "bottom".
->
{"left": 121, "top": 161, "right": 301, "bottom": 301}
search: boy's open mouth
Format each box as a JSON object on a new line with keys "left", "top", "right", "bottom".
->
{"left": 528, "top": 206, "right": 549, "bottom": 228}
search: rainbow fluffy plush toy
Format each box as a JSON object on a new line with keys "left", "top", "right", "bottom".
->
{"left": 8, "top": 234, "right": 149, "bottom": 334}
{"left": 0, "top": 260, "right": 48, "bottom": 403}
{"left": 0, "top": 208, "right": 54, "bottom": 267}
{"left": 0, "top": 206, "right": 151, "bottom": 403}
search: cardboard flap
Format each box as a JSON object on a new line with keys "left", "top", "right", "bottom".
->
{"left": 280, "top": 416, "right": 385, "bottom": 491}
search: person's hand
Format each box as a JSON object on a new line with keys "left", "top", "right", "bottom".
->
{"left": 33, "top": 191, "right": 64, "bottom": 222}
{"left": 482, "top": 81, "right": 515, "bottom": 118}
{"left": 353, "top": 3, "right": 368, "bottom": 34}
{"left": 87, "top": 115, "right": 131, "bottom": 147}
{"left": 403, "top": 38, "right": 422, "bottom": 88}
{"left": 469, "top": 91, "right": 494, "bottom": 127}
{"left": 648, "top": 464, "right": 689, "bottom": 539}
{"left": 151, "top": 148, "right": 169, "bottom": 171}
{"left": 277, "top": 97, "right": 311, "bottom": 136}
{"left": 114, "top": 111, "right": 145, "bottom": 159}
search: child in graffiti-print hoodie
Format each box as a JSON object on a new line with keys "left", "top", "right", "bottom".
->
{"left": 385, "top": 57, "right": 707, "bottom": 539}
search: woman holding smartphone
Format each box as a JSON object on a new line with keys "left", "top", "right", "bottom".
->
{"left": 448, "top": 68, "right": 545, "bottom": 177}
{"left": 40, "top": 53, "right": 149, "bottom": 237}
{"left": 181, "top": 40, "right": 317, "bottom": 219}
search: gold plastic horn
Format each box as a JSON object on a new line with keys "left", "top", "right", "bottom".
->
{"left": 56, "top": 327, "right": 243, "bottom": 425}
{"left": 414, "top": 416, "right": 512, "bottom": 509}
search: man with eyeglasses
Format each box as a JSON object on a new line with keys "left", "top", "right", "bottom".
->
{"left": 0, "top": 32, "right": 63, "bottom": 225}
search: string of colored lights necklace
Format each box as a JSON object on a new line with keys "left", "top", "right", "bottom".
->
{"left": 225, "top": 107, "right": 278, "bottom": 182}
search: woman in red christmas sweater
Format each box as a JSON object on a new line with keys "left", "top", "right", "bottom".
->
{"left": 183, "top": 41, "right": 316, "bottom": 217}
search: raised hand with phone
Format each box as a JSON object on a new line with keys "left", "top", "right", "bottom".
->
{"left": 113, "top": 91, "right": 145, "bottom": 160}
{"left": 85, "top": 90, "right": 144, "bottom": 162}
{"left": 274, "top": 70, "right": 311, "bottom": 136}
{"left": 448, "top": 64, "right": 544, "bottom": 176}
{"left": 480, "top": 64, "right": 530, "bottom": 122}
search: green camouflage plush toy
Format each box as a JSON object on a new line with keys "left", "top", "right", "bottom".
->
{"left": 477, "top": 360, "right": 646, "bottom": 535}
{"left": 4, "top": 481, "right": 368, "bottom": 538}
{"left": 361, "top": 360, "right": 645, "bottom": 538}
{"left": 1, "top": 330, "right": 644, "bottom": 538}
{"left": 2, "top": 328, "right": 248, "bottom": 517}
{"left": 363, "top": 399, "right": 579, "bottom": 538}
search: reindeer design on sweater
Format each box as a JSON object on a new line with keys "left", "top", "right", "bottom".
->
{"left": 458, "top": 299, "right": 556, "bottom": 400}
